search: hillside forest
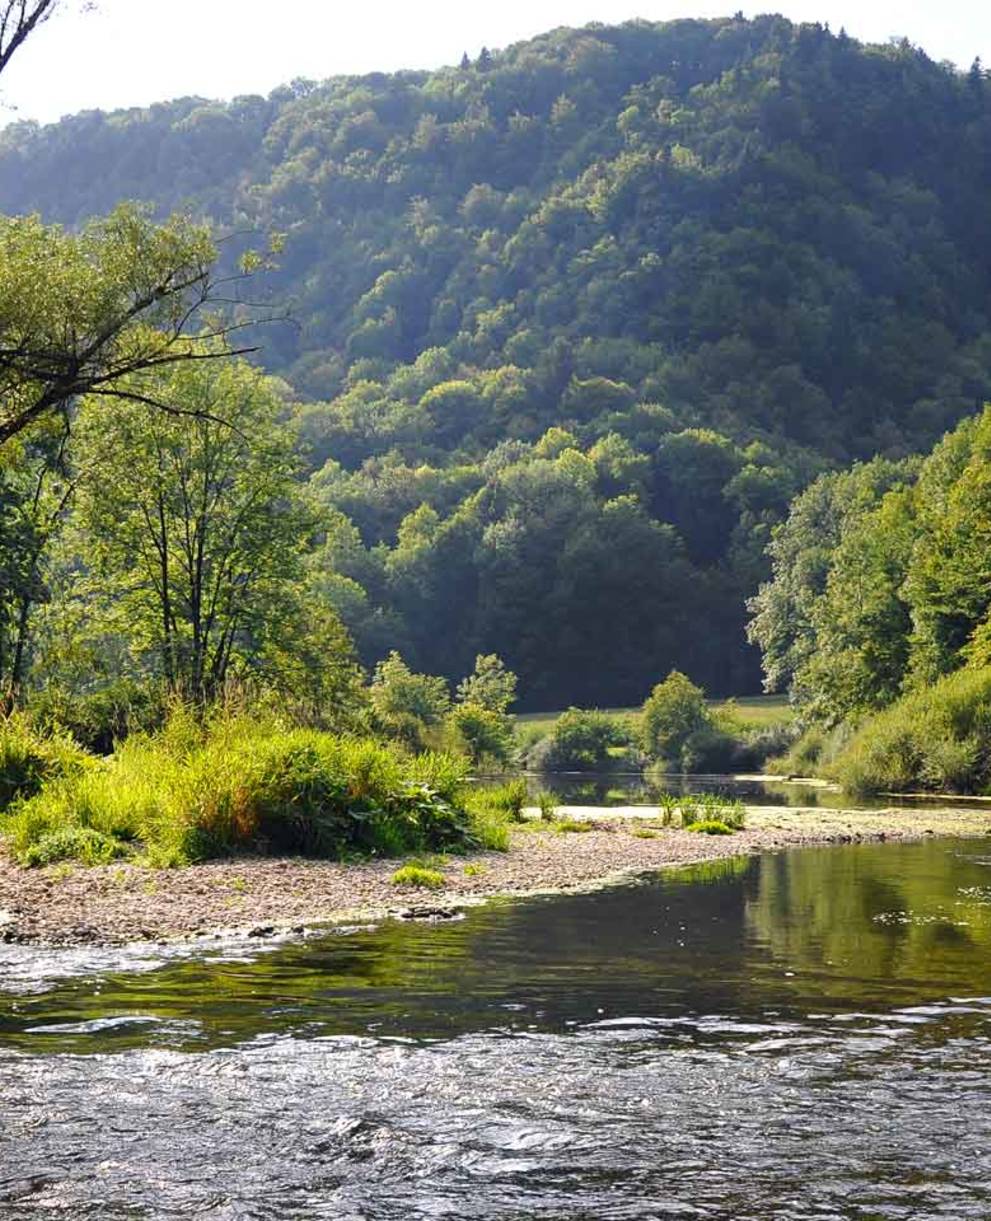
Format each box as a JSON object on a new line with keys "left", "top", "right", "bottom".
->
{"left": 4, "top": 11, "right": 991, "bottom": 838}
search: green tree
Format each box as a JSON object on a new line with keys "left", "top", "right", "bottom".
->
{"left": 456, "top": 653, "right": 517, "bottom": 712}
{"left": 69, "top": 352, "right": 331, "bottom": 702}
{"left": 0, "top": 206, "right": 251, "bottom": 447}
{"left": 0, "top": 416, "right": 72, "bottom": 703}
{"left": 641, "top": 670, "right": 710, "bottom": 764}
{"left": 370, "top": 651, "right": 450, "bottom": 748}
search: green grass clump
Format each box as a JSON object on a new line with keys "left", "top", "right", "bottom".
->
{"left": 0, "top": 713, "right": 94, "bottom": 812}
{"left": 460, "top": 778, "right": 528, "bottom": 851}
{"left": 3, "top": 710, "right": 492, "bottom": 867}
{"left": 687, "top": 818, "right": 735, "bottom": 835}
{"left": 552, "top": 817, "right": 593, "bottom": 833}
{"left": 536, "top": 790, "right": 557, "bottom": 821}
{"left": 657, "top": 792, "right": 746, "bottom": 832}
{"left": 19, "top": 824, "right": 128, "bottom": 867}
{"left": 631, "top": 826, "right": 658, "bottom": 839}
{"left": 829, "top": 666, "right": 991, "bottom": 795}
{"left": 390, "top": 863, "right": 446, "bottom": 889}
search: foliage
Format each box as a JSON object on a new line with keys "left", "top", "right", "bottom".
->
{"left": 2, "top": 711, "right": 481, "bottom": 866}
{"left": 390, "top": 863, "right": 446, "bottom": 889}
{"left": 369, "top": 651, "right": 451, "bottom": 749}
{"left": 526, "top": 707, "right": 631, "bottom": 771}
{"left": 0, "top": 712, "right": 93, "bottom": 811}
{"left": 641, "top": 671, "right": 711, "bottom": 766}
{"left": 0, "top": 205, "right": 233, "bottom": 446}
{"left": 537, "top": 790, "right": 557, "bottom": 821}
{"left": 471, "top": 778, "right": 528, "bottom": 823}
{"left": 456, "top": 654, "right": 517, "bottom": 713}
{"left": 445, "top": 701, "right": 515, "bottom": 767}
{"left": 828, "top": 668, "right": 991, "bottom": 796}
{"left": 10, "top": 18, "right": 991, "bottom": 701}
{"left": 65, "top": 352, "right": 342, "bottom": 704}
{"left": 551, "top": 817, "right": 593, "bottom": 833}
{"left": 750, "top": 407, "right": 991, "bottom": 734}
{"left": 688, "top": 818, "right": 735, "bottom": 835}
{"left": 657, "top": 792, "right": 746, "bottom": 830}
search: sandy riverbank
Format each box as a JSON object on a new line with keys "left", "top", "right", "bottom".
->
{"left": 1, "top": 804, "right": 989, "bottom": 947}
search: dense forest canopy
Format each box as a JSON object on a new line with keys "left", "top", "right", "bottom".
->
{"left": 3, "top": 15, "right": 991, "bottom": 706}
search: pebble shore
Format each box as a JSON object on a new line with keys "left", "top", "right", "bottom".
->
{"left": 1, "top": 804, "right": 989, "bottom": 947}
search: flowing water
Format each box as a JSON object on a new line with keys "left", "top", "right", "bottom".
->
{"left": 2, "top": 836, "right": 991, "bottom": 1218}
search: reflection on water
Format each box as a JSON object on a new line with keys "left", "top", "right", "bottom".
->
{"left": 2, "top": 838, "right": 991, "bottom": 1217}
{"left": 515, "top": 769, "right": 978, "bottom": 809}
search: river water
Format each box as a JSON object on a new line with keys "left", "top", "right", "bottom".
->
{"left": 2, "top": 836, "right": 991, "bottom": 1218}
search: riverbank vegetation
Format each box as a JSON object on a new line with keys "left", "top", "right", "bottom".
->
{"left": 751, "top": 407, "right": 991, "bottom": 795}
{"left": 1, "top": 709, "right": 512, "bottom": 867}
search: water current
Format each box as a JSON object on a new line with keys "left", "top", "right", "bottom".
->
{"left": 2, "top": 836, "right": 990, "bottom": 1218}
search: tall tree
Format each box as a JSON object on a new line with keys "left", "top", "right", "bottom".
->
{"left": 0, "top": 205, "right": 262, "bottom": 447}
{"left": 69, "top": 352, "right": 343, "bottom": 703}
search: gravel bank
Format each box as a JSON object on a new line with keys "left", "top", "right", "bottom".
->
{"left": 1, "top": 804, "right": 989, "bottom": 947}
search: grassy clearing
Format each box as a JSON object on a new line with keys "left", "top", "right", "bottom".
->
{"left": 1, "top": 711, "right": 515, "bottom": 868}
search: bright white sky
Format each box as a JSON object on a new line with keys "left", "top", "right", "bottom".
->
{"left": 2, "top": 0, "right": 989, "bottom": 127}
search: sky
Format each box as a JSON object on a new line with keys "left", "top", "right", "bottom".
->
{"left": 2, "top": 0, "right": 989, "bottom": 127}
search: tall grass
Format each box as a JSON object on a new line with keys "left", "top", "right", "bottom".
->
{"left": 3, "top": 710, "right": 511, "bottom": 867}
{"left": 0, "top": 713, "right": 94, "bottom": 812}
{"left": 829, "top": 667, "right": 991, "bottom": 796}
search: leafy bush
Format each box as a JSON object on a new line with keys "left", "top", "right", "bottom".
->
{"left": 829, "top": 667, "right": 991, "bottom": 795}
{"left": 641, "top": 672, "right": 711, "bottom": 767}
{"left": 370, "top": 651, "right": 450, "bottom": 749}
{"left": 0, "top": 714, "right": 94, "bottom": 812}
{"left": 445, "top": 702, "right": 516, "bottom": 766}
{"left": 25, "top": 680, "right": 169, "bottom": 755}
{"left": 526, "top": 708, "right": 631, "bottom": 771}
{"left": 3, "top": 711, "right": 497, "bottom": 867}
{"left": 390, "top": 863, "right": 446, "bottom": 889}
{"left": 19, "top": 825, "right": 127, "bottom": 867}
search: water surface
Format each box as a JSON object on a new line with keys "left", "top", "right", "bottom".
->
{"left": 2, "top": 837, "right": 990, "bottom": 1218}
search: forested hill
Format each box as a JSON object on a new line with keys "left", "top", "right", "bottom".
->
{"left": 3, "top": 15, "right": 991, "bottom": 705}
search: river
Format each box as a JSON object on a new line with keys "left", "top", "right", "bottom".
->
{"left": 2, "top": 835, "right": 990, "bottom": 1218}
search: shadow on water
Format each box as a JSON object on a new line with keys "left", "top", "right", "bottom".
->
{"left": 2, "top": 838, "right": 991, "bottom": 1217}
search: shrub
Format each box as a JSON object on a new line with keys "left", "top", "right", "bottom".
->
{"left": 829, "top": 667, "right": 991, "bottom": 795}
{"left": 445, "top": 702, "right": 516, "bottom": 766}
{"left": 0, "top": 714, "right": 94, "bottom": 812}
{"left": 526, "top": 708, "right": 631, "bottom": 771}
{"left": 25, "top": 680, "right": 169, "bottom": 754}
{"left": 641, "top": 672, "right": 711, "bottom": 767}
{"left": 370, "top": 652, "right": 450, "bottom": 749}
{"left": 4, "top": 712, "right": 488, "bottom": 867}
{"left": 19, "top": 825, "right": 127, "bottom": 867}
{"left": 390, "top": 864, "right": 446, "bottom": 889}
{"left": 455, "top": 654, "right": 517, "bottom": 713}
{"left": 689, "top": 818, "right": 734, "bottom": 835}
